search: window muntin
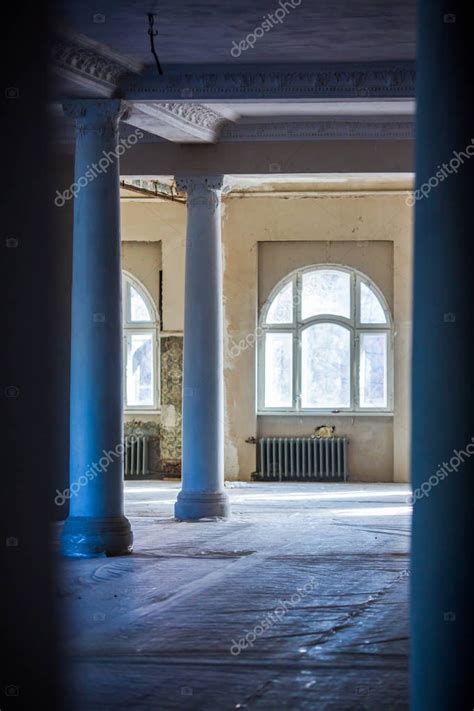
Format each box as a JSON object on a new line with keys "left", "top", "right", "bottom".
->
{"left": 122, "top": 273, "right": 159, "bottom": 411}
{"left": 259, "top": 265, "right": 392, "bottom": 413}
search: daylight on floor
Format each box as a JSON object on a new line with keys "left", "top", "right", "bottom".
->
{"left": 3, "top": 0, "right": 474, "bottom": 710}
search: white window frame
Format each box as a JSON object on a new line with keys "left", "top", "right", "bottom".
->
{"left": 122, "top": 271, "right": 160, "bottom": 413}
{"left": 257, "top": 264, "right": 394, "bottom": 416}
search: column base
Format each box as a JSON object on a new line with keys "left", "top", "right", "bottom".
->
{"left": 175, "top": 491, "right": 230, "bottom": 521}
{"left": 60, "top": 515, "right": 133, "bottom": 558}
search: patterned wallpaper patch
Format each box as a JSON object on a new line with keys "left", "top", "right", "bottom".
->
{"left": 160, "top": 336, "right": 183, "bottom": 473}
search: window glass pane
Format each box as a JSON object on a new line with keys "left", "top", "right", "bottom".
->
{"left": 264, "top": 332, "right": 293, "bottom": 407}
{"left": 301, "top": 323, "right": 351, "bottom": 408}
{"left": 301, "top": 269, "right": 351, "bottom": 320}
{"left": 130, "top": 284, "right": 152, "bottom": 322}
{"left": 360, "top": 282, "right": 387, "bottom": 324}
{"left": 266, "top": 281, "right": 294, "bottom": 324}
{"left": 359, "top": 332, "right": 388, "bottom": 408}
{"left": 126, "top": 333, "right": 154, "bottom": 406}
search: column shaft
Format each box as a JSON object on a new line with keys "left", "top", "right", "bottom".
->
{"left": 175, "top": 177, "right": 230, "bottom": 520}
{"left": 60, "top": 100, "right": 133, "bottom": 557}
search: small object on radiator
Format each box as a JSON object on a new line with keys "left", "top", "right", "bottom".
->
{"left": 311, "top": 425, "right": 336, "bottom": 439}
{"left": 253, "top": 436, "right": 348, "bottom": 482}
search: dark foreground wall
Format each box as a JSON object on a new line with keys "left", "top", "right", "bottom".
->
{"left": 411, "top": 0, "right": 474, "bottom": 708}
{"left": 0, "top": 3, "right": 67, "bottom": 708}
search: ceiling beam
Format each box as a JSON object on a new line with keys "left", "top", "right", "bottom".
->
{"left": 119, "top": 139, "right": 414, "bottom": 176}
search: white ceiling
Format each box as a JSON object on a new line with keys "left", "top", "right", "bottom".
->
{"left": 51, "top": 2, "right": 416, "bottom": 149}
{"left": 52, "top": 0, "right": 416, "bottom": 66}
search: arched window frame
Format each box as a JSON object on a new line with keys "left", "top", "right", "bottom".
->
{"left": 122, "top": 271, "right": 160, "bottom": 413}
{"left": 258, "top": 264, "right": 393, "bottom": 415}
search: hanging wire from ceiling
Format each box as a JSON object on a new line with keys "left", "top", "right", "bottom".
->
{"left": 147, "top": 13, "right": 163, "bottom": 75}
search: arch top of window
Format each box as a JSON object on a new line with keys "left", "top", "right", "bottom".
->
{"left": 122, "top": 272, "right": 158, "bottom": 327}
{"left": 263, "top": 264, "right": 390, "bottom": 327}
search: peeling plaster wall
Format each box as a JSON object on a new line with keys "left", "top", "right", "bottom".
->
{"left": 160, "top": 336, "right": 183, "bottom": 473}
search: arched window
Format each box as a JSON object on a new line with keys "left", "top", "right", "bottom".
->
{"left": 122, "top": 272, "right": 159, "bottom": 411}
{"left": 258, "top": 265, "right": 393, "bottom": 413}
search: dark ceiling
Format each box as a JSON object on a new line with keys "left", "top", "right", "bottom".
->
{"left": 53, "top": 0, "right": 416, "bottom": 67}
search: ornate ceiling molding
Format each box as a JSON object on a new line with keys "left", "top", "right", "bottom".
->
{"left": 51, "top": 31, "right": 415, "bottom": 102}
{"left": 127, "top": 102, "right": 228, "bottom": 142}
{"left": 123, "top": 61, "right": 415, "bottom": 101}
{"left": 161, "top": 103, "right": 226, "bottom": 133}
{"left": 220, "top": 119, "right": 414, "bottom": 142}
{"left": 50, "top": 33, "right": 415, "bottom": 146}
{"left": 51, "top": 30, "right": 142, "bottom": 97}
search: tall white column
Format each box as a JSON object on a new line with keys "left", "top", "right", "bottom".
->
{"left": 60, "top": 99, "right": 133, "bottom": 557}
{"left": 174, "top": 176, "right": 230, "bottom": 520}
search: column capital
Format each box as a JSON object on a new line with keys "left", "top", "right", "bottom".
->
{"left": 63, "top": 99, "right": 130, "bottom": 135}
{"left": 176, "top": 175, "right": 225, "bottom": 210}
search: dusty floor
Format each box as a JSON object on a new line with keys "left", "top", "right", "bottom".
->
{"left": 59, "top": 481, "right": 411, "bottom": 710}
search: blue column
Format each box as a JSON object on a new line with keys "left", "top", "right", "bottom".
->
{"left": 174, "top": 177, "right": 230, "bottom": 520}
{"left": 60, "top": 100, "right": 133, "bottom": 557}
{"left": 411, "top": 1, "right": 474, "bottom": 707}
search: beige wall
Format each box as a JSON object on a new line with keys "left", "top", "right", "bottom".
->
{"left": 222, "top": 188, "right": 413, "bottom": 483}
{"left": 122, "top": 241, "right": 162, "bottom": 313}
{"left": 257, "top": 240, "right": 394, "bottom": 481}
{"left": 120, "top": 199, "right": 186, "bottom": 332}
{"left": 120, "top": 183, "right": 413, "bottom": 483}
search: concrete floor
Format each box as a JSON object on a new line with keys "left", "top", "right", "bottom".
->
{"left": 59, "top": 481, "right": 411, "bottom": 710}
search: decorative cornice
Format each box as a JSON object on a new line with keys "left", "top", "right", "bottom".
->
{"left": 128, "top": 102, "right": 227, "bottom": 143}
{"left": 221, "top": 119, "right": 414, "bottom": 142}
{"left": 123, "top": 61, "right": 415, "bottom": 100}
{"left": 161, "top": 103, "right": 226, "bottom": 133}
{"left": 51, "top": 32, "right": 141, "bottom": 97}
{"left": 50, "top": 33, "right": 415, "bottom": 103}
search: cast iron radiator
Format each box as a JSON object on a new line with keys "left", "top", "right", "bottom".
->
{"left": 253, "top": 437, "right": 348, "bottom": 481}
{"left": 124, "top": 435, "right": 150, "bottom": 478}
